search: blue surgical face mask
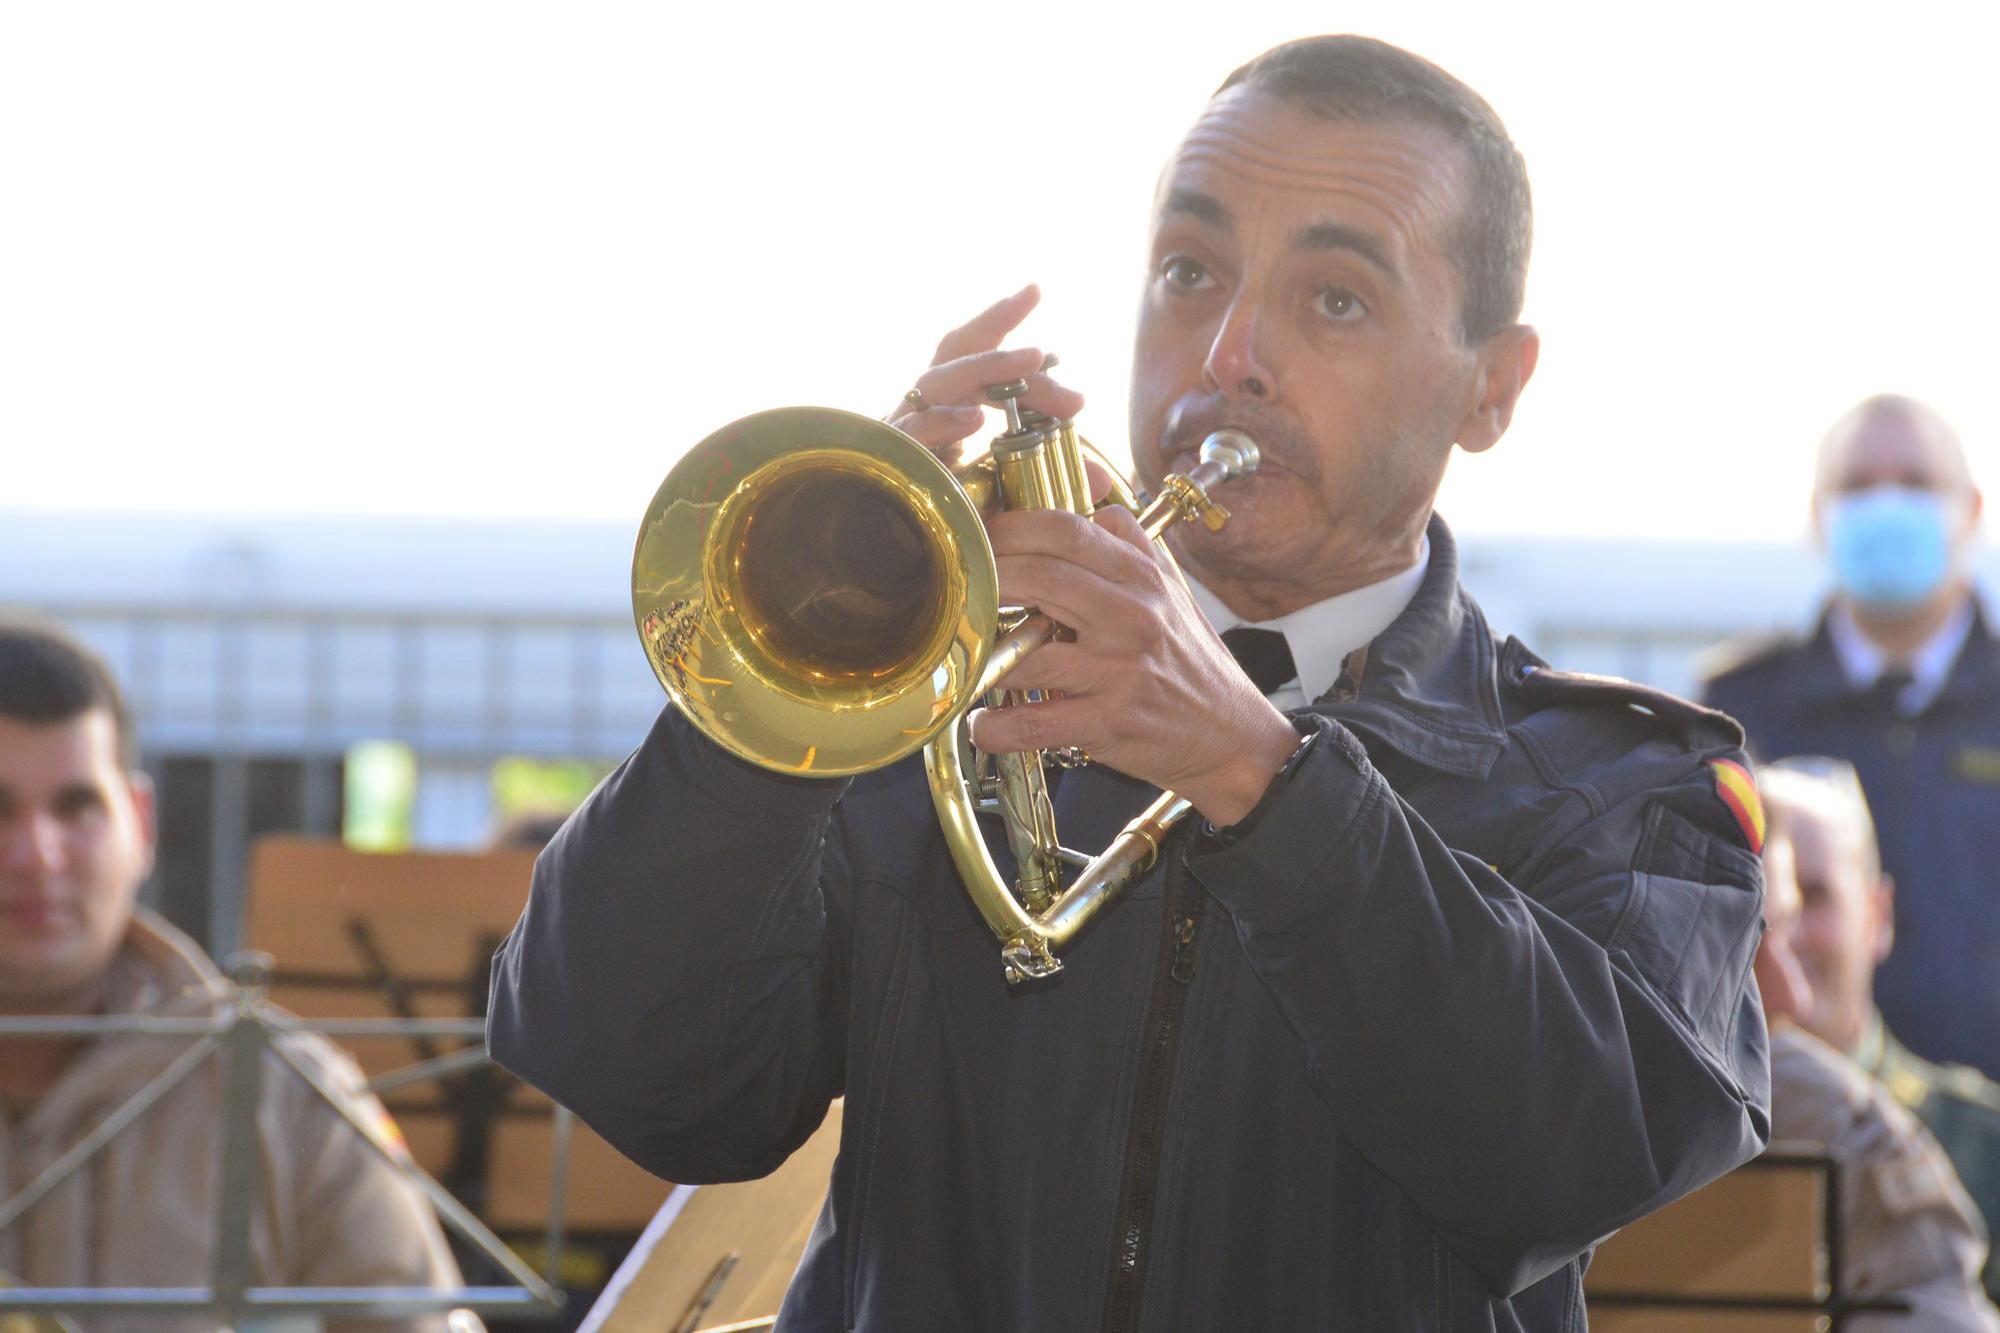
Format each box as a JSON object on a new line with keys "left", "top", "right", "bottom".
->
{"left": 1822, "top": 487, "right": 1955, "bottom": 611}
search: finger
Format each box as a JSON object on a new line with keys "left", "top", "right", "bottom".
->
{"left": 932, "top": 284, "right": 1041, "bottom": 365}
{"left": 1013, "top": 370, "right": 1087, "bottom": 423}
{"left": 993, "top": 554, "right": 1135, "bottom": 638}
{"left": 908, "top": 345, "right": 1049, "bottom": 415}
{"left": 990, "top": 641, "right": 1103, "bottom": 694}
{"left": 988, "top": 509, "right": 1159, "bottom": 587}
{"left": 919, "top": 366, "right": 1084, "bottom": 424}
{"left": 1081, "top": 458, "right": 1119, "bottom": 506}
{"left": 1093, "top": 503, "right": 1189, "bottom": 604}
{"left": 1091, "top": 501, "right": 1165, "bottom": 560}
{"left": 889, "top": 405, "right": 986, "bottom": 452}
{"left": 966, "top": 695, "right": 1102, "bottom": 757}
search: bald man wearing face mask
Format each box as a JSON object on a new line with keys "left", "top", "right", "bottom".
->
{"left": 1702, "top": 394, "right": 2000, "bottom": 1081}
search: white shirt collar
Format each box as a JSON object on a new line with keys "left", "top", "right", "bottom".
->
{"left": 1187, "top": 537, "right": 1431, "bottom": 708}
{"left": 1825, "top": 596, "right": 1973, "bottom": 714}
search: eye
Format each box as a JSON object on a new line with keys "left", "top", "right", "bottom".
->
{"left": 1159, "top": 256, "right": 1210, "bottom": 291}
{"left": 1316, "top": 286, "right": 1366, "bottom": 322}
{"left": 53, "top": 786, "right": 107, "bottom": 821}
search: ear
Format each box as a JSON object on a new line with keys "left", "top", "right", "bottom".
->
{"left": 1872, "top": 873, "right": 1896, "bottom": 964}
{"left": 1454, "top": 325, "right": 1539, "bottom": 455}
{"left": 126, "top": 768, "right": 159, "bottom": 881}
{"left": 1946, "top": 485, "right": 1982, "bottom": 580}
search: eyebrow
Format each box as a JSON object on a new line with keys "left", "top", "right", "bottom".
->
{"left": 1159, "top": 188, "right": 1232, "bottom": 231}
{"left": 1294, "top": 221, "right": 1395, "bottom": 276}
{"left": 1158, "top": 188, "right": 1396, "bottom": 277}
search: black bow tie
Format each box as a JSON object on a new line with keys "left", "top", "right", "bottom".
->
{"left": 1222, "top": 627, "right": 1298, "bottom": 695}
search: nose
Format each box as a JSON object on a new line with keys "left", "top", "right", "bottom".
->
{"left": 1201, "top": 298, "right": 1275, "bottom": 401}
{"left": 0, "top": 811, "right": 64, "bottom": 877}
{"left": 1753, "top": 933, "right": 1814, "bottom": 1025}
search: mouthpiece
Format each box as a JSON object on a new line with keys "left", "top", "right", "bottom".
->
{"left": 1198, "top": 430, "right": 1260, "bottom": 481}
{"left": 1139, "top": 430, "right": 1263, "bottom": 539}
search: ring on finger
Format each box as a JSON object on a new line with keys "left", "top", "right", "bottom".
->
{"left": 904, "top": 387, "right": 930, "bottom": 412}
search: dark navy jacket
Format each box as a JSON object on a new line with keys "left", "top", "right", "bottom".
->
{"left": 1702, "top": 598, "right": 2000, "bottom": 1081}
{"left": 490, "top": 519, "right": 1770, "bottom": 1331}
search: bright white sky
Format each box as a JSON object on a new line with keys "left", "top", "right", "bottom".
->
{"left": 3, "top": 1, "right": 1995, "bottom": 542}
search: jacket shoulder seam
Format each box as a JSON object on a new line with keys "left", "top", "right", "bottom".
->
{"left": 1506, "top": 718, "right": 1609, "bottom": 820}
{"left": 1515, "top": 665, "right": 1744, "bottom": 754}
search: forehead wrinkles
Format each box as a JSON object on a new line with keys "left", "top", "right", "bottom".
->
{"left": 1160, "top": 112, "right": 1466, "bottom": 257}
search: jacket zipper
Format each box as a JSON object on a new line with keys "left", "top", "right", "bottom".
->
{"left": 1101, "top": 853, "right": 1201, "bottom": 1333}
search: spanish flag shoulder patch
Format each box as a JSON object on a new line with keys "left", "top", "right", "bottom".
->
{"left": 355, "top": 1095, "right": 415, "bottom": 1167}
{"left": 1709, "top": 758, "right": 1765, "bottom": 854}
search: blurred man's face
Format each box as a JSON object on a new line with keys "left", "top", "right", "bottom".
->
{"left": 1787, "top": 804, "right": 1893, "bottom": 1053}
{"left": 1813, "top": 404, "right": 1982, "bottom": 615}
{"left": 0, "top": 711, "right": 154, "bottom": 1011}
{"left": 1754, "top": 829, "right": 1813, "bottom": 1026}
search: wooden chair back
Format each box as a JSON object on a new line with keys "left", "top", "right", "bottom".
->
{"left": 1586, "top": 1150, "right": 1830, "bottom": 1332}
{"left": 245, "top": 834, "right": 671, "bottom": 1232}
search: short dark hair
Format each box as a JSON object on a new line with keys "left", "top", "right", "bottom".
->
{"left": 1216, "top": 36, "right": 1532, "bottom": 343}
{"left": 0, "top": 616, "right": 138, "bottom": 768}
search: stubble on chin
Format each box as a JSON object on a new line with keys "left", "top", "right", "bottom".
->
{"left": 1166, "top": 496, "right": 1319, "bottom": 590}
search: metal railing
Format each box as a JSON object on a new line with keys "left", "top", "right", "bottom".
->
{"left": 0, "top": 952, "right": 567, "bottom": 1331}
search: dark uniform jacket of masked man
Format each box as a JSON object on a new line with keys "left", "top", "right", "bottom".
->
{"left": 490, "top": 520, "right": 1771, "bottom": 1332}
{"left": 1703, "top": 601, "right": 2000, "bottom": 1082}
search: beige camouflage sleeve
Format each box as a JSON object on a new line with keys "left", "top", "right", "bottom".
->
{"left": 272, "top": 1035, "right": 481, "bottom": 1333}
{"left": 1769, "top": 1028, "right": 1998, "bottom": 1330}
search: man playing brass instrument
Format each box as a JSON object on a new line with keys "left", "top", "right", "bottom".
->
{"left": 492, "top": 35, "right": 1770, "bottom": 1330}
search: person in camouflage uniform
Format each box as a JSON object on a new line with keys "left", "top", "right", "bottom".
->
{"left": 1761, "top": 758, "right": 2000, "bottom": 1303}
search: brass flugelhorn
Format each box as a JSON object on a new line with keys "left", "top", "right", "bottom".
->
{"left": 632, "top": 378, "right": 1257, "bottom": 982}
